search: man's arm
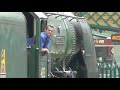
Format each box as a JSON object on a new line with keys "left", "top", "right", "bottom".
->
{"left": 40, "top": 33, "right": 49, "bottom": 55}
{"left": 27, "top": 37, "right": 35, "bottom": 46}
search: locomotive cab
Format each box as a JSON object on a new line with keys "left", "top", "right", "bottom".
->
{"left": 23, "top": 12, "right": 48, "bottom": 78}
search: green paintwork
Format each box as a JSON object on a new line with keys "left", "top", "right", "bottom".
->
{"left": 0, "top": 12, "right": 41, "bottom": 78}
{"left": 47, "top": 15, "right": 75, "bottom": 69}
{"left": 27, "top": 13, "right": 40, "bottom": 78}
{"left": 27, "top": 45, "right": 37, "bottom": 78}
{"left": 45, "top": 12, "right": 98, "bottom": 78}
{"left": 78, "top": 19, "right": 98, "bottom": 78}
{"left": 63, "top": 18, "right": 76, "bottom": 62}
{"left": 35, "top": 18, "right": 41, "bottom": 78}
{"left": 0, "top": 12, "right": 27, "bottom": 78}
{"left": 48, "top": 16, "right": 67, "bottom": 60}
{"left": 39, "top": 55, "right": 48, "bottom": 78}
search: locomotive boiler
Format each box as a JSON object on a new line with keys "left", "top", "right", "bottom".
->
{"left": 43, "top": 12, "right": 98, "bottom": 78}
{"left": 0, "top": 12, "right": 98, "bottom": 78}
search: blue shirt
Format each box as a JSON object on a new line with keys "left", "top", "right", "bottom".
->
{"left": 27, "top": 32, "right": 50, "bottom": 49}
{"left": 40, "top": 32, "right": 50, "bottom": 49}
{"left": 27, "top": 36, "right": 35, "bottom": 46}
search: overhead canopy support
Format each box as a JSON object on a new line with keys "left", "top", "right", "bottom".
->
{"left": 92, "top": 30, "right": 111, "bottom": 38}
{"left": 90, "top": 24, "right": 120, "bottom": 32}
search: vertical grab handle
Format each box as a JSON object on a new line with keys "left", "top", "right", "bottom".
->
{"left": 46, "top": 52, "right": 52, "bottom": 78}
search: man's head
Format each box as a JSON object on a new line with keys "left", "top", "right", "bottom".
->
{"left": 45, "top": 25, "right": 54, "bottom": 37}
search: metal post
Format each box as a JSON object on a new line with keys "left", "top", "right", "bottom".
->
{"left": 102, "top": 62, "right": 104, "bottom": 78}
{"left": 110, "top": 62, "right": 112, "bottom": 78}
{"left": 97, "top": 63, "right": 100, "bottom": 78}
{"left": 114, "top": 63, "right": 116, "bottom": 78}
{"left": 106, "top": 63, "right": 108, "bottom": 78}
{"left": 47, "top": 52, "right": 51, "bottom": 78}
{"left": 118, "top": 67, "right": 120, "bottom": 78}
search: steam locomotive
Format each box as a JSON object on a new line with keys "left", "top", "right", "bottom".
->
{"left": 0, "top": 12, "right": 98, "bottom": 78}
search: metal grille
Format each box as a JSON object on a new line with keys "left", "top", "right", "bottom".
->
{"left": 79, "top": 12, "right": 120, "bottom": 31}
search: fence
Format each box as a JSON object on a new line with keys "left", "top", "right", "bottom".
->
{"left": 97, "top": 61, "right": 120, "bottom": 78}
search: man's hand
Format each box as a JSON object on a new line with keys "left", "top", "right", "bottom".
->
{"left": 41, "top": 48, "right": 49, "bottom": 56}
